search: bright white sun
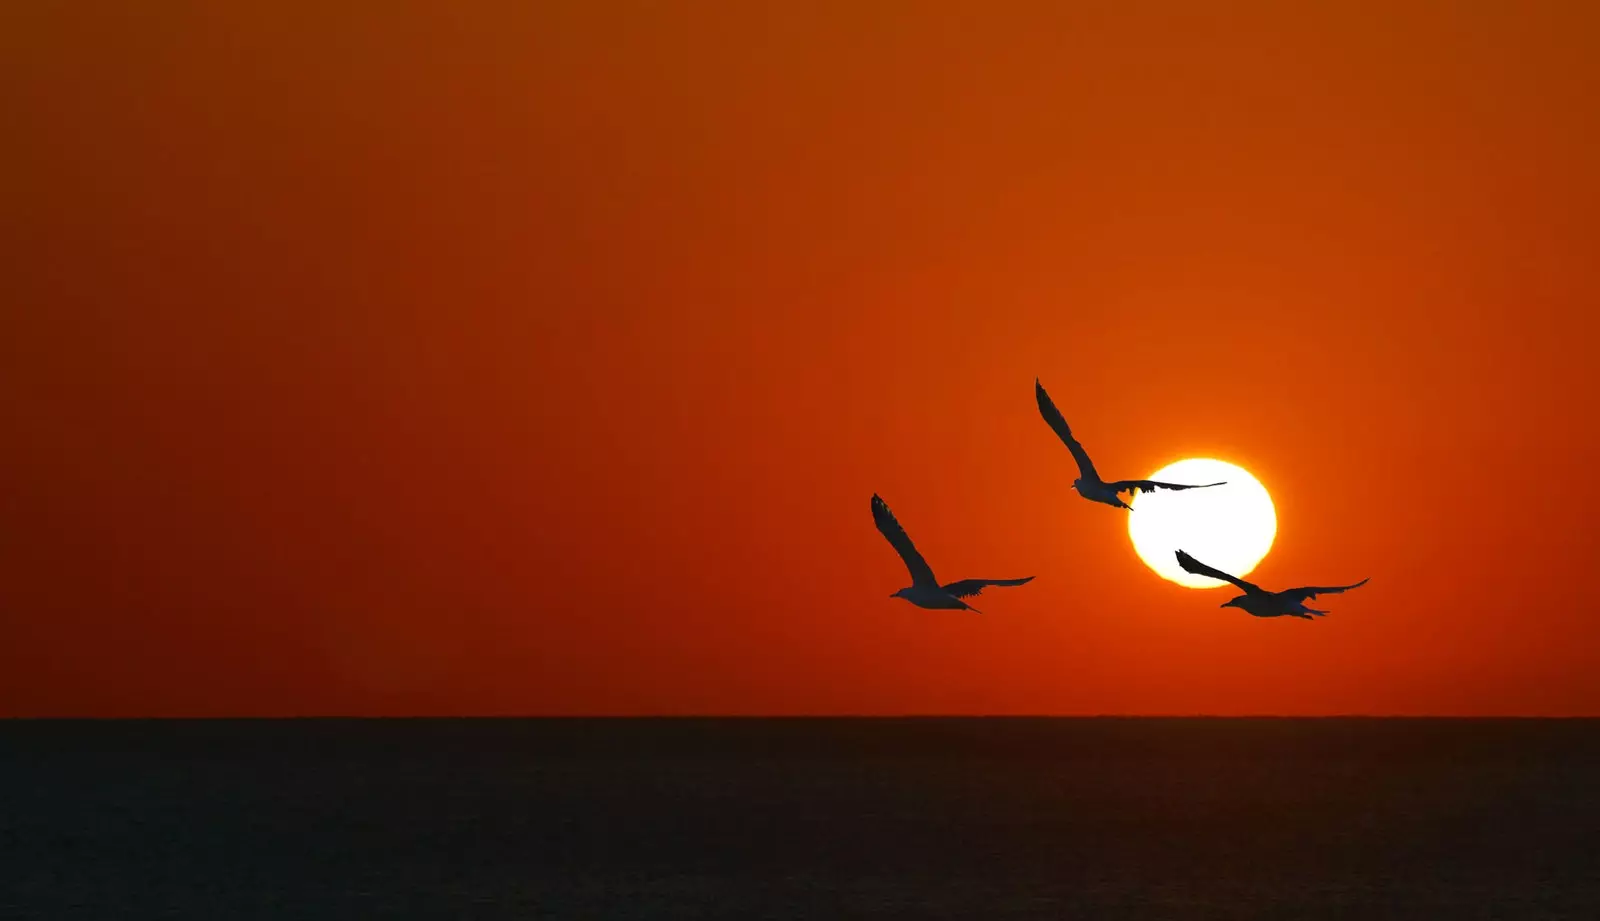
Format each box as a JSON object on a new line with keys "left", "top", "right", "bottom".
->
{"left": 1128, "top": 458, "right": 1276, "bottom": 589}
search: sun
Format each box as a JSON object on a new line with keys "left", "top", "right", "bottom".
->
{"left": 1128, "top": 458, "right": 1276, "bottom": 588}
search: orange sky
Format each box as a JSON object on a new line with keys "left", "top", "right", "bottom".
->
{"left": 5, "top": 2, "right": 1599, "bottom": 716}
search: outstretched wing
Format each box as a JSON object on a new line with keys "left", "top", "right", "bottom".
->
{"left": 1175, "top": 549, "right": 1261, "bottom": 593}
{"left": 1279, "top": 578, "right": 1369, "bottom": 602}
{"left": 1107, "top": 479, "right": 1226, "bottom": 496}
{"left": 1035, "top": 379, "right": 1100, "bottom": 481}
{"left": 940, "top": 576, "right": 1035, "bottom": 598}
{"left": 872, "top": 494, "right": 938, "bottom": 588}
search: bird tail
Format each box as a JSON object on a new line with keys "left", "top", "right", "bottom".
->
{"left": 1305, "top": 607, "right": 1328, "bottom": 616}
{"left": 965, "top": 602, "right": 985, "bottom": 615}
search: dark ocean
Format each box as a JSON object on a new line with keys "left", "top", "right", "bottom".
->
{"left": 4, "top": 718, "right": 1598, "bottom": 919}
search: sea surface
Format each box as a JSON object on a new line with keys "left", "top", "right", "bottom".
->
{"left": 4, "top": 718, "right": 1599, "bottom": 919}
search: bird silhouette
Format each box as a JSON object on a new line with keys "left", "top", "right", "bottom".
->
{"left": 1035, "top": 379, "right": 1225, "bottom": 511}
{"left": 1175, "top": 549, "right": 1368, "bottom": 619}
{"left": 871, "top": 494, "right": 1033, "bottom": 614}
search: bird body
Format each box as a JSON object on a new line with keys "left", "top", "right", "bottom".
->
{"left": 872, "top": 494, "right": 1033, "bottom": 614}
{"left": 891, "top": 585, "right": 981, "bottom": 611}
{"left": 1175, "top": 549, "right": 1368, "bottom": 620}
{"left": 1225, "top": 593, "right": 1328, "bottom": 619}
{"left": 1035, "top": 379, "right": 1224, "bottom": 510}
{"left": 1072, "top": 478, "right": 1140, "bottom": 511}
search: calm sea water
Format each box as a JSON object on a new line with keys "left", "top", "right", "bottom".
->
{"left": 4, "top": 718, "right": 1599, "bottom": 919}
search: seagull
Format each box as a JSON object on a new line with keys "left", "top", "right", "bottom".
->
{"left": 1175, "top": 549, "right": 1369, "bottom": 620}
{"left": 1035, "top": 378, "right": 1225, "bottom": 511}
{"left": 871, "top": 494, "right": 1033, "bottom": 614}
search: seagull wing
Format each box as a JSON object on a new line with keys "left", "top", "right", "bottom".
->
{"left": 1279, "top": 578, "right": 1369, "bottom": 602}
{"left": 872, "top": 494, "right": 939, "bottom": 588}
{"left": 1035, "top": 379, "right": 1100, "bottom": 481}
{"left": 940, "top": 576, "right": 1035, "bottom": 598}
{"left": 1107, "top": 479, "right": 1226, "bottom": 495}
{"left": 1175, "top": 549, "right": 1262, "bottom": 593}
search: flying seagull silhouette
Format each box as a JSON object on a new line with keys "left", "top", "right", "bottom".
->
{"left": 1035, "top": 378, "right": 1225, "bottom": 510}
{"left": 871, "top": 494, "right": 1033, "bottom": 614}
{"left": 1175, "top": 549, "right": 1369, "bottom": 620}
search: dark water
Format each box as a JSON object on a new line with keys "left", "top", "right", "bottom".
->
{"left": 4, "top": 718, "right": 1600, "bottom": 919}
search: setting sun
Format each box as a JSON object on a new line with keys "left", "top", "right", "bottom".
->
{"left": 1128, "top": 459, "right": 1277, "bottom": 589}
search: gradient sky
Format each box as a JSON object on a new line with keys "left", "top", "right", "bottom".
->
{"left": 5, "top": 2, "right": 1598, "bottom": 716}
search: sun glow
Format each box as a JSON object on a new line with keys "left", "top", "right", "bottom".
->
{"left": 1128, "top": 458, "right": 1276, "bottom": 589}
